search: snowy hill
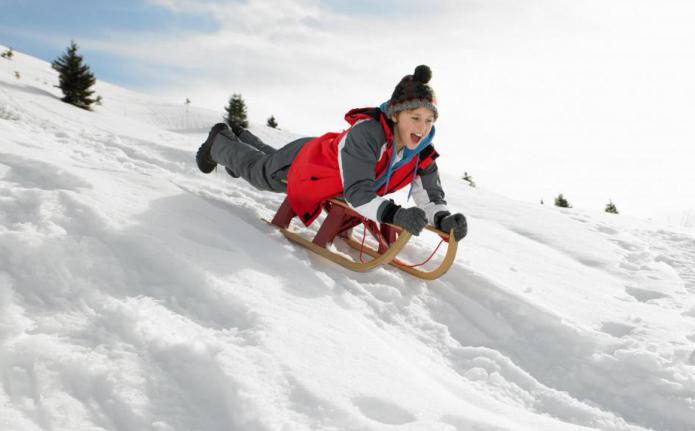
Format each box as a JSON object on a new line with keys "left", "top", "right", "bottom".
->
{"left": 2, "top": 46, "right": 695, "bottom": 431}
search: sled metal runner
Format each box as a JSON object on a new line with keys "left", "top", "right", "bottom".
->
{"left": 269, "top": 196, "right": 458, "bottom": 279}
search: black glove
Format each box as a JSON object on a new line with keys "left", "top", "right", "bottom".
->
{"left": 435, "top": 211, "right": 467, "bottom": 241}
{"left": 392, "top": 207, "right": 428, "bottom": 236}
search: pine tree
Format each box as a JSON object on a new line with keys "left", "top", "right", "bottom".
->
{"left": 267, "top": 115, "right": 278, "bottom": 128}
{"left": 224, "top": 93, "right": 248, "bottom": 135}
{"left": 554, "top": 193, "right": 571, "bottom": 208}
{"left": 1, "top": 48, "right": 13, "bottom": 59}
{"left": 52, "top": 41, "right": 96, "bottom": 110}
{"left": 462, "top": 171, "right": 476, "bottom": 187}
{"left": 605, "top": 200, "right": 619, "bottom": 214}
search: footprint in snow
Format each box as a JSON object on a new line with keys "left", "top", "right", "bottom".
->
{"left": 352, "top": 396, "right": 416, "bottom": 425}
{"left": 625, "top": 251, "right": 652, "bottom": 265}
{"left": 610, "top": 239, "right": 642, "bottom": 252}
{"left": 600, "top": 321, "right": 635, "bottom": 338}
{"left": 624, "top": 286, "right": 670, "bottom": 303}
{"left": 596, "top": 225, "right": 619, "bottom": 235}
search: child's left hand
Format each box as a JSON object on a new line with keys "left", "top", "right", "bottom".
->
{"left": 436, "top": 212, "right": 467, "bottom": 241}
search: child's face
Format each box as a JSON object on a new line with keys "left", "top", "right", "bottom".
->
{"left": 392, "top": 107, "right": 435, "bottom": 150}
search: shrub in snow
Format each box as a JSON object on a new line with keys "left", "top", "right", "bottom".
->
{"left": 605, "top": 200, "right": 619, "bottom": 214}
{"left": 267, "top": 115, "right": 278, "bottom": 128}
{"left": 1, "top": 48, "right": 13, "bottom": 59}
{"left": 52, "top": 41, "right": 97, "bottom": 111}
{"left": 554, "top": 193, "right": 571, "bottom": 208}
{"left": 224, "top": 93, "right": 248, "bottom": 135}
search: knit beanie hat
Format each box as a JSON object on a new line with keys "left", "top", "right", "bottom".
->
{"left": 386, "top": 65, "right": 438, "bottom": 120}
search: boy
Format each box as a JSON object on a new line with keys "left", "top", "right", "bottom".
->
{"left": 196, "top": 65, "right": 467, "bottom": 241}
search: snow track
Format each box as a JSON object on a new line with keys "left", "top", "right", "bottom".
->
{"left": 2, "top": 46, "right": 695, "bottom": 431}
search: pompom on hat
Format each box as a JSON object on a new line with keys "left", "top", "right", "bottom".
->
{"left": 385, "top": 65, "right": 438, "bottom": 120}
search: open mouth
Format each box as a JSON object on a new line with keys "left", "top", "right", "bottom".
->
{"left": 410, "top": 133, "right": 422, "bottom": 145}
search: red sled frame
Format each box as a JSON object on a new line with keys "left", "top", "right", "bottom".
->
{"left": 269, "top": 196, "right": 459, "bottom": 280}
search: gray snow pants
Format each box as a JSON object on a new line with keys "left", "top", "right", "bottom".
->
{"left": 210, "top": 129, "right": 313, "bottom": 193}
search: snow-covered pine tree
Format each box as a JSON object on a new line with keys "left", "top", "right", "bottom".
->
{"left": 554, "top": 193, "right": 571, "bottom": 208}
{"left": 1, "top": 48, "right": 13, "bottom": 59}
{"left": 224, "top": 94, "right": 248, "bottom": 135}
{"left": 605, "top": 200, "right": 619, "bottom": 214}
{"left": 51, "top": 41, "right": 96, "bottom": 110}
{"left": 267, "top": 115, "right": 278, "bottom": 128}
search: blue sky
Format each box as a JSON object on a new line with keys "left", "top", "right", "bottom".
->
{"left": 0, "top": 0, "right": 427, "bottom": 88}
{"left": 2, "top": 0, "right": 695, "bottom": 221}
{"left": 0, "top": 0, "right": 459, "bottom": 115}
{"left": 0, "top": 0, "right": 217, "bottom": 86}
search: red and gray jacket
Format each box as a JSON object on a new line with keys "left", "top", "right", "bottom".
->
{"left": 287, "top": 107, "right": 449, "bottom": 226}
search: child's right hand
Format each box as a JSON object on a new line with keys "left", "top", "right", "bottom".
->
{"left": 392, "top": 207, "right": 428, "bottom": 236}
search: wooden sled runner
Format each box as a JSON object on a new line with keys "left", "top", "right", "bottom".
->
{"left": 268, "top": 196, "right": 459, "bottom": 280}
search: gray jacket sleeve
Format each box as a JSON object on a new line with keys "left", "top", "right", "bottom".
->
{"left": 411, "top": 159, "right": 450, "bottom": 225}
{"left": 338, "top": 120, "right": 392, "bottom": 222}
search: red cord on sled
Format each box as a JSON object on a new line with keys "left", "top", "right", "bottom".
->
{"left": 392, "top": 237, "right": 446, "bottom": 268}
{"left": 357, "top": 223, "right": 446, "bottom": 268}
{"left": 357, "top": 224, "right": 369, "bottom": 263}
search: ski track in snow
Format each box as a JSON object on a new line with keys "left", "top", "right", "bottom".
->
{"left": 2, "top": 46, "right": 695, "bottom": 431}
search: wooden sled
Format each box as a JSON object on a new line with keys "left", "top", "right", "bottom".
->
{"left": 268, "top": 196, "right": 458, "bottom": 280}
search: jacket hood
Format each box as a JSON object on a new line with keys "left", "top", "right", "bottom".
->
{"left": 344, "top": 106, "right": 395, "bottom": 145}
{"left": 344, "top": 107, "right": 384, "bottom": 125}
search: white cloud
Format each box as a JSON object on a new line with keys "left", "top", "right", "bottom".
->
{"left": 80, "top": 0, "right": 695, "bottom": 219}
{"left": 85, "top": 0, "right": 471, "bottom": 129}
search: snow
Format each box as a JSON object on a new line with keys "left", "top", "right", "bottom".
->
{"left": 2, "top": 46, "right": 695, "bottom": 431}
